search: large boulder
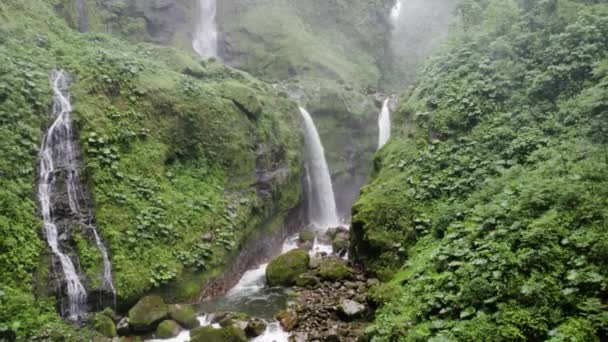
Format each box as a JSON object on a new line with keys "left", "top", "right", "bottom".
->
{"left": 317, "top": 258, "right": 351, "bottom": 281}
{"left": 190, "top": 326, "right": 247, "bottom": 342}
{"left": 266, "top": 249, "right": 310, "bottom": 286}
{"left": 338, "top": 299, "right": 366, "bottom": 320}
{"left": 276, "top": 309, "right": 299, "bottom": 332}
{"left": 93, "top": 312, "right": 117, "bottom": 338}
{"left": 168, "top": 304, "right": 199, "bottom": 329}
{"left": 128, "top": 295, "right": 168, "bottom": 333}
{"left": 155, "top": 320, "right": 182, "bottom": 339}
{"left": 244, "top": 318, "right": 267, "bottom": 338}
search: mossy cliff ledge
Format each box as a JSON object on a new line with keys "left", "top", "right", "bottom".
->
{"left": 0, "top": 0, "right": 304, "bottom": 339}
{"left": 352, "top": 0, "right": 608, "bottom": 340}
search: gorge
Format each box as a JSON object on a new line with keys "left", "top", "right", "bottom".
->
{"left": 1, "top": 0, "right": 607, "bottom": 341}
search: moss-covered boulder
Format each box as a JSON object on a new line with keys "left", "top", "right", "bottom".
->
{"left": 155, "top": 320, "right": 182, "bottom": 339}
{"left": 93, "top": 312, "right": 117, "bottom": 338}
{"left": 168, "top": 304, "right": 199, "bottom": 329}
{"left": 266, "top": 249, "right": 310, "bottom": 286}
{"left": 190, "top": 326, "right": 247, "bottom": 342}
{"left": 128, "top": 295, "right": 168, "bottom": 333}
{"left": 100, "top": 307, "right": 118, "bottom": 322}
{"left": 317, "top": 258, "right": 351, "bottom": 281}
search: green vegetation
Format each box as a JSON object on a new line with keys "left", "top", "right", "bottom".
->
{"left": 353, "top": 0, "right": 608, "bottom": 340}
{"left": 220, "top": 0, "right": 393, "bottom": 89}
{"left": 0, "top": 0, "right": 303, "bottom": 339}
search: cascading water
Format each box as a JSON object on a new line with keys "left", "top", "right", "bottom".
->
{"left": 39, "top": 70, "right": 88, "bottom": 319}
{"left": 299, "top": 107, "right": 340, "bottom": 229}
{"left": 378, "top": 98, "right": 391, "bottom": 149}
{"left": 39, "top": 70, "right": 115, "bottom": 319}
{"left": 193, "top": 0, "right": 219, "bottom": 59}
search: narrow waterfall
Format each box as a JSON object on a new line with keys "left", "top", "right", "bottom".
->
{"left": 193, "top": 0, "right": 219, "bottom": 59}
{"left": 299, "top": 107, "right": 339, "bottom": 228}
{"left": 378, "top": 98, "right": 391, "bottom": 149}
{"left": 39, "top": 70, "right": 115, "bottom": 319}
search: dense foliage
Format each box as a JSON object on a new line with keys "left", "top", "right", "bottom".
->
{"left": 0, "top": 0, "right": 303, "bottom": 339}
{"left": 353, "top": 0, "right": 608, "bottom": 340}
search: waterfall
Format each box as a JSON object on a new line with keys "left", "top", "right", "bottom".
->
{"left": 299, "top": 107, "right": 339, "bottom": 229}
{"left": 193, "top": 0, "right": 218, "bottom": 59}
{"left": 378, "top": 98, "right": 391, "bottom": 150}
{"left": 391, "top": 0, "right": 403, "bottom": 22}
{"left": 39, "top": 70, "right": 115, "bottom": 319}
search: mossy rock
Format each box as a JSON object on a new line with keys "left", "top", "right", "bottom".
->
{"left": 295, "top": 272, "right": 320, "bottom": 289}
{"left": 100, "top": 307, "right": 117, "bottom": 322}
{"left": 317, "top": 258, "right": 351, "bottom": 281}
{"left": 245, "top": 318, "right": 267, "bottom": 338}
{"left": 168, "top": 304, "right": 199, "bottom": 329}
{"left": 266, "top": 249, "right": 310, "bottom": 286}
{"left": 221, "top": 82, "right": 263, "bottom": 120}
{"left": 190, "top": 326, "right": 247, "bottom": 342}
{"left": 128, "top": 295, "right": 168, "bottom": 333}
{"left": 332, "top": 232, "right": 349, "bottom": 254}
{"left": 299, "top": 231, "right": 315, "bottom": 243}
{"left": 155, "top": 320, "right": 182, "bottom": 339}
{"left": 93, "top": 312, "right": 117, "bottom": 338}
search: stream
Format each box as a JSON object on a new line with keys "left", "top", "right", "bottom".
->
{"left": 149, "top": 231, "right": 337, "bottom": 342}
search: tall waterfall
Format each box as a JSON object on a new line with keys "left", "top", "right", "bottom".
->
{"left": 299, "top": 107, "right": 339, "bottom": 228}
{"left": 378, "top": 99, "right": 391, "bottom": 149}
{"left": 39, "top": 70, "right": 115, "bottom": 319}
{"left": 193, "top": 0, "right": 218, "bottom": 59}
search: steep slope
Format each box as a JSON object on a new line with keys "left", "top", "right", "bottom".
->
{"left": 51, "top": 0, "right": 401, "bottom": 220}
{"left": 0, "top": 0, "right": 303, "bottom": 339}
{"left": 353, "top": 0, "right": 608, "bottom": 340}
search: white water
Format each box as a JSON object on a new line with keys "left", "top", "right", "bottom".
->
{"left": 299, "top": 107, "right": 339, "bottom": 229}
{"left": 147, "top": 109, "right": 341, "bottom": 341}
{"left": 193, "top": 0, "right": 218, "bottom": 59}
{"left": 39, "top": 70, "right": 116, "bottom": 319}
{"left": 378, "top": 99, "right": 391, "bottom": 150}
{"left": 39, "top": 70, "right": 87, "bottom": 320}
{"left": 391, "top": 0, "right": 403, "bottom": 22}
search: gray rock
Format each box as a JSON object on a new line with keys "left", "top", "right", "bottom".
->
{"left": 116, "top": 317, "right": 130, "bottom": 336}
{"left": 338, "top": 299, "right": 366, "bottom": 320}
